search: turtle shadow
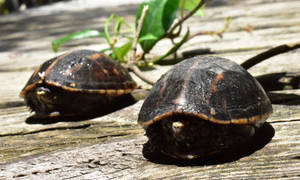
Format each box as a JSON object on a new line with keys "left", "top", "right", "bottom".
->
{"left": 254, "top": 72, "right": 300, "bottom": 105}
{"left": 255, "top": 72, "right": 300, "bottom": 92}
{"left": 26, "top": 112, "right": 105, "bottom": 124}
{"left": 25, "top": 94, "right": 136, "bottom": 125}
{"left": 267, "top": 92, "right": 300, "bottom": 105}
{"left": 142, "top": 122, "right": 275, "bottom": 166}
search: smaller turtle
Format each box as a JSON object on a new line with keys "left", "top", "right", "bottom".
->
{"left": 138, "top": 56, "right": 272, "bottom": 160}
{"left": 20, "top": 50, "right": 137, "bottom": 117}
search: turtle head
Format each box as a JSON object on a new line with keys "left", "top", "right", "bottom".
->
{"left": 34, "top": 87, "right": 57, "bottom": 113}
{"left": 170, "top": 120, "right": 210, "bottom": 143}
{"left": 172, "top": 121, "right": 184, "bottom": 134}
{"left": 36, "top": 87, "right": 53, "bottom": 102}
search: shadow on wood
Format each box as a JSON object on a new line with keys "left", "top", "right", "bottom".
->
{"left": 156, "top": 48, "right": 214, "bottom": 66}
{"left": 181, "top": 48, "right": 214, "bottom": 58}
{"left": 25, "top": 94, "right": 137, "bottom": 124}
{"left": 0, "top": 101, "right": 25, "bottom": 108}
{"left": 256, "top": 72, "right": 300, "bottom": 91}
{"left": 255, "top": 72, "right": 300, "bottom": 105}
{"left": 267, "top": 92, "right": 300, "bottom": 105}
{"left": 142, "top": 122, "right": 274, "bottom": 166}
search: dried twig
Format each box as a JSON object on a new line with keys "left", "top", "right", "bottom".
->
{"left": 130, "top": 65, "right": 155, "bottom": 85}
{"left": 187, "top": 30, "right": 217, "bottom": 41}
{"left": 187, "top": 17, "right": 231, "bottom": 41}
{"left": 241, "top": 41, "right": 300, "bottom": 69}
{"left": 167, "top": 0, "right": 206, "bottom": 36}
{"left": 127, "top": 5, "right": 155, "bottom": 85}
{"left": 130, "top": 5, "right": 149, "bottom": 65}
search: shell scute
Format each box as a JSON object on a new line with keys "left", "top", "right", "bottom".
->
{"left": 138, "top": 56, "right": 272, "bottom": 126}
{"left": 20, "top": 50, "right": 137, "bottom": 117}
{"left": 138, "top": 56, "right": 272, "bottom": 159}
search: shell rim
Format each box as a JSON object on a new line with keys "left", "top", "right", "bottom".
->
{"left": 19, "top": 80, "right": 138, "bottom": 98}
{"left": 138, "top": 110, "right": 273, "bottom": 127}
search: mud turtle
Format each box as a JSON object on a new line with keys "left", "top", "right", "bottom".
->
{"left": 20, "top": 50, "right": 137, "bottom": 117}
{"left": 138, "top": 56, "right": 272, "bottom": 159}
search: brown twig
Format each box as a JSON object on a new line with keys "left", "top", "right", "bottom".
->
{"left": 187, "top": 30, "right": 217, "bottom": 41}
{"left": 187, "top": 17, "right": 231, "bottom": 41}
{"left": 241, "top": 41, "right": 300, "bottom": 70}
{"left": 160, "top": 0, "right": 206, "bottom": 58}
{"left": 129, "top": 5, "right": 149, "bottom": 65}
{"left": 167, "top": 0, "right": 206, "bottom": 36}
{"left": 130, "top": 65, "right": 155, "bottom": 85}
{"left": 127, "top": 5, "right": 155, "bottom": 85}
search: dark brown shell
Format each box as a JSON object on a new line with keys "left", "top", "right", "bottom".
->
{"left": 138, "top": 56, "right": 272, "bottom": 159}
{"left": 20, "top": 50, "right": 137, "bottom": 116}
{"left": 20, "top": 50, "right": 136, "bottom": 96}
{"left": 138, "top": 56, "right": 272, "bottom": 127}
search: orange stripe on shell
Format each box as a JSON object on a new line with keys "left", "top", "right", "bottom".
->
{"left": 139, "top": 109, "right": 272, "bottom": 127}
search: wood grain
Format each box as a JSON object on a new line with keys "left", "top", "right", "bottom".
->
{"left": 0, "top": 0, "right": 300, "bottom": 179}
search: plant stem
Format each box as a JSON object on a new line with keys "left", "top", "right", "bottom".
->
{"left": 130, "top": 65, "right": 155, "bottom": 85}
{"left": 130, "top": 5, "right": 149, "bottom": 65}
{"left": 187, "top": 17, "right": 231, "bottom": 41}
{"left": 241, "top": 41, "right": 300, "bottom": 70}
{"left": 159, "top": 0, "right": 206, "bottom": 60}
{"left": 127, "top": 5, "right": 155, "bottom": 85}
{"left": 187, "top": 30, "right": 216, "bottom": 41}
{"left": 168, "top": 0, "right": 206, "bottom": 35}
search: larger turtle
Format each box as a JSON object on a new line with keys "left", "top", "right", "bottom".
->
{"left": 138, "top": 56, "right": 272, "bottom": 160}
{"left": 20, "top": 50, "right": 137, "bottom": 117}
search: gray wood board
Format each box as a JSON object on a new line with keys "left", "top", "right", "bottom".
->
{"left": 0, "top": 0, "right": 300, "bottom": 179}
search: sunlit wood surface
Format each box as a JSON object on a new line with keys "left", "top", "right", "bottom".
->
{"left": 0, "top": 0, "right": 300, "bottom": 179}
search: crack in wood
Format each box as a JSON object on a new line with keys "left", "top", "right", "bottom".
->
{"left": 0, "top": 0, "right": 300, "bottom": 179}
{"left": 270, "top": 119, "right": 300, "bottom": 124}
{"left": 12, "top": 167, "right": 62, "bottom": 178}
{"left": 93, "top": 133, "right": 135, "bottom": 140}
{"left": 0, "top": 124, "right": 91, "bottom": 137}
{"left": 0, "top": 101, "right": 25, "bottom": 109}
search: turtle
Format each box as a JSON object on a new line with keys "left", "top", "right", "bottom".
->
{"left": 20, "top": 49, "right": 137, "bottom": 117}
{"left": 138, "top": 56, "right": 272, "bottom": 160}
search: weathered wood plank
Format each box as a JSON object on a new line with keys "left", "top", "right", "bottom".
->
{"left": 0, "top": 100, "right": 143, "bottom": 163}
{"left": 0, "top": 100, "right": 300, "bottom": 178}
{"left": 0, "top": 108, "right": 299, "bottom": 179}
{"left": 0, "top": 0, "right": 300, "bottom": 179}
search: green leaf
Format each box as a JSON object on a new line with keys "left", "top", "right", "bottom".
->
{"left": 180, "top": 0, "right": 205, "bottom": 16}
{"left": 114, "top": 17, "right": 123, "bottom": 36}
{"left": 114, "top": 41, "right": 133, "bottom": 63}
{"left": 51, "top": 30, "right": 104, "bottom": 52}
{"left": 104, "top": 13, "right": 134, "bottom": 63}
{"left": 136, "top": 0, "right": 180, "bottom": 53}
{"left": 109, "top": 52, "right": 117, "bottom": 60}
{"left": 104, "top": 14, "right": 115, "bottom": 44}
{"left": 99, "top": 47, "right": 112, "bottom": 53}
{"left": 138, "top": 33, "right": 158, "bottom": 42}
{"left": 153, "top": 28, "right": 190, "bottom": 64}
{"left": 163, "top": 0, "right": 180, "bottom": 31}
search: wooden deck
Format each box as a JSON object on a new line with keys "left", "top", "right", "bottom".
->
{"left": 0, "top": 0, "right": 300, "bottom": 179}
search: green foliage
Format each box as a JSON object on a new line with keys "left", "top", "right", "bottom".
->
{"left": 180, "top": 0, "right": 205, "bottom": 16}
{"left": 152, "top": 28, "right": 190, "bottom": 64}
{"left": 52, "top": 30, "right": 104, "bottom": 52}
{"left": 136, "top": 0, "right": 180, "bottom": 53}
{"left": 138, "top": 34, "right": 158, "bottom": 42}
{"left": 114, "top": 41, "right": 133, "bottom": 63}
{"left": 51, "top": 0, "right": 214, "bottom": 65}
{"left": 103, "top": 14, "right": 133, "bottom": 62}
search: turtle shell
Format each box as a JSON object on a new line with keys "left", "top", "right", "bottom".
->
{"left": 20, "top": 50, "right": 137, "bottom": 117}
{"left": 138, "top": 56, "right": 272, "bottom": 159}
